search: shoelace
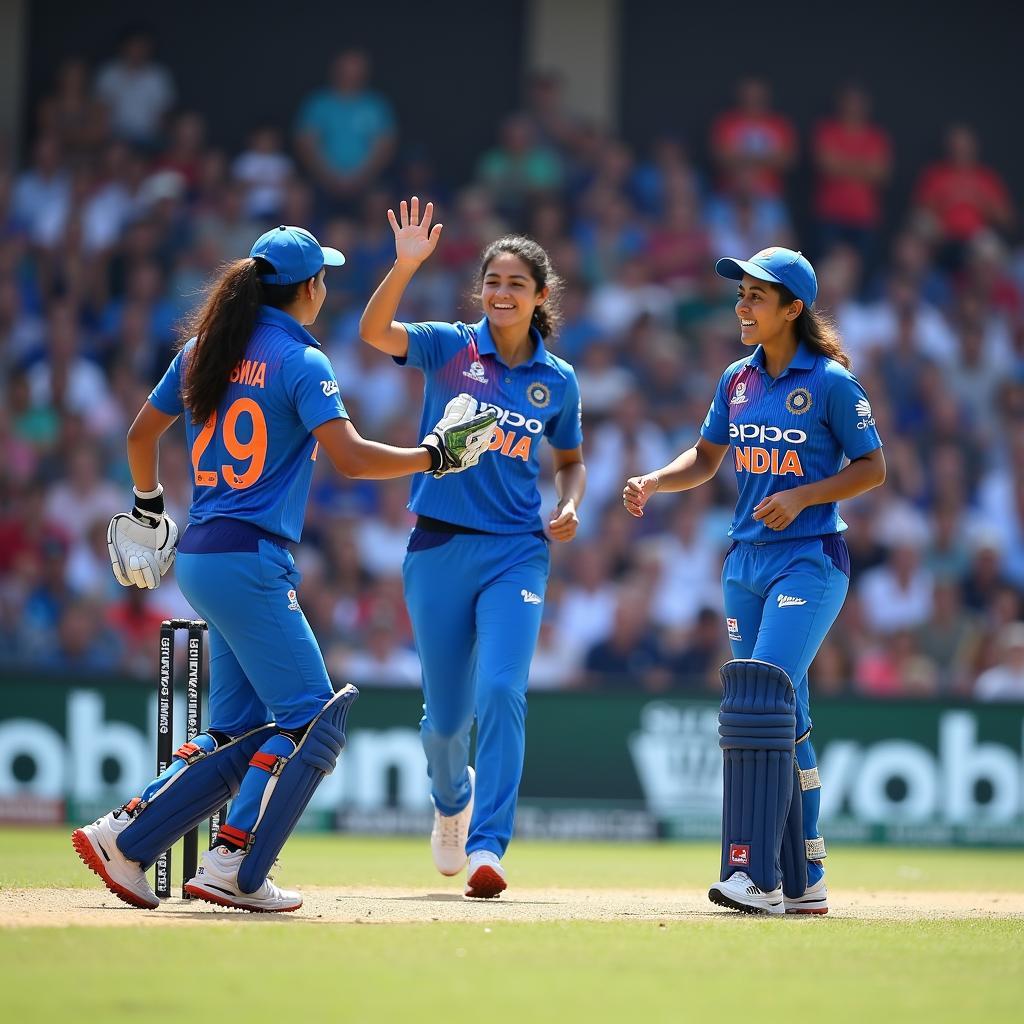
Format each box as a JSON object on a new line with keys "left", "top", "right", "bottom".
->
{"left": 437, "top": 814, "right": 464, "bottom": 849}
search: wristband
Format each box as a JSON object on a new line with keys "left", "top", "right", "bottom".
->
{"left": 421, "top": 440, "right": 443, "bottom": 474}
{"left": 133, "top": 484, "right": 165, "bottom": 516}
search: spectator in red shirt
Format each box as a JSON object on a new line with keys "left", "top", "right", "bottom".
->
{"left": 813, "top": 85, "right": 891, "bottom": 265}
{"left": 913, "top": 124, "right": 1013, "bottom": 270}
{"left": 710, "top": 78, "right": 796, "bottom": 199}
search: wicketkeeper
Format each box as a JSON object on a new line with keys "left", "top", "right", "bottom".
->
{"left": 75, "top": 225, "right": 496, "bottom": 912}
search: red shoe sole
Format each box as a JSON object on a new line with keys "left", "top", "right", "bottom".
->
{"left": 71, "top": 829, "right": 158, "bottom": 910}
{"left": 786, "top": 906, "right": 829, "bottom": 915}
{"left": 182, "top": 882, "right": 301, "bottom": 913}
{"left": 465, "top": 865, "right": 507, "bottom": 899}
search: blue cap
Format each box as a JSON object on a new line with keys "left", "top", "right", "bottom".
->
{"left": 249, "top": 225, "right": 346, "bottom": 285}
{"left": 715, "top": 247, "right": 817, "bottom": 309}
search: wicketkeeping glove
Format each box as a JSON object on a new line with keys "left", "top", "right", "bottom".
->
{"left": 421, "top": 393, "right": 498, "bottom": 479}
{"left": 107, "top": 485, "right": 179, "bottom": 590}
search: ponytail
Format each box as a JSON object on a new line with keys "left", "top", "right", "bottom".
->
{"left": 178, "top": 257, "right": 302, "bottom": 424}
{"left": 775, "top": 284, "right": 851, "bottom": 370}
{"left": 531, "top": 304, "right": 557, "bottom": 340}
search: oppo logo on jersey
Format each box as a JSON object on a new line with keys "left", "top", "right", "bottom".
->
{"left": 478, "top": 401, "right": 542, "bottom": 464}
{"left": 729, "top": 423, "right": 807, "bottom": 445}
{"left": 479, "top": 402, "right": 544, "bottom": 435}
{"left": 729, "top": 422, "right": 806, "bottom": 477}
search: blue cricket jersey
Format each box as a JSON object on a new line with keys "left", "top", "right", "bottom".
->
{"left": 700, "top": 342, "right": 882, "bottom": 542}
{"left": 149, "top": 305, "right": 348, "bottom": 542}
{"left": 396, "top": 318, "right": 583, "bottom": 533}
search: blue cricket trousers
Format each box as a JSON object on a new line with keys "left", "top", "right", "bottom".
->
{"left": 403, "top": 527, "right": 550, "bottom": 857}
{"left": 722, "top": 535, "right": 850, "bottom": 884}
{"left": 174, "top": 540, "right": 334, "bottom": 732}
{"left": 131, "top": 523, "right": 336, "bottom": 849}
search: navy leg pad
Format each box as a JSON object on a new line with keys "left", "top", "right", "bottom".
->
{"left": 118, "top": 723, "right": 275, "bottom": 869}
{"left": 781, "top": 733, "right": 825, "bottom": 897}
{"left": 718, "top": 659, "right": 796, "bottom": 893}
{"left": 237, "top": 685, "right": 358, "bottom": 893}
{"left": 780, "top": 762, "right": 807, "bottom": 898}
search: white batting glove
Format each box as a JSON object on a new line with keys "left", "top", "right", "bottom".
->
{"left": 421, "top": 393, "right": 498, "bottom": 478}
{"left": 107, "top": 486, "right": 179, "bottom": 590}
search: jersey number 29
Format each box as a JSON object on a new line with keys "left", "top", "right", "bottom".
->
{"left": 191, "top": 397, "right": 267, "bottom": 490}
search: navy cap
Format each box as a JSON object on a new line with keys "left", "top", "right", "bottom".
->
{"left": 249, "top": 225, "right": 346, "bottom": 285}
{"left": 715, "top": 247, "right": 817, "bottom": 309}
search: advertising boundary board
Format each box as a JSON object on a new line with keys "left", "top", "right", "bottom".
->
{"left": 1, "top": 675, "right": 1022, "bottom": 846}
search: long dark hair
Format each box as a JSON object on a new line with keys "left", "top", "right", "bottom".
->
{"left": 178, "top": 257, "right": 303, "bottom": 424}
{"left": 478, "top": 235, "right": 563, "bottom": 339}
{"left": 772, "top": 283, "right": 851, "bottom": 370}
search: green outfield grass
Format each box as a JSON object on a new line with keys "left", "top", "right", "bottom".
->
{"left": 2, "top": 828, "right": 1023, "bottom": 1023}
{"left": 3, "top": 826, "right": 1023, "bottom": 892}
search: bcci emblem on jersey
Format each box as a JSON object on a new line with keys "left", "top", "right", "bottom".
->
{"left": 785, "top": 387, "right": 812, "bottom": 415}
{"left": 527, "top": 382, "right": 551, "bottom": 408}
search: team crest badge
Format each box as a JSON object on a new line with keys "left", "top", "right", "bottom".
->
{"left": 730, "top": 381, "right": 748, "bottom": 405}
{"left": 527, "top": 382, "right": 551, "bottom": 408}
{"left": 785, "top": 388, "right": 812, "bottom": 415}
{"left": 286, "top": 589, "right": 300, "bottom": 612}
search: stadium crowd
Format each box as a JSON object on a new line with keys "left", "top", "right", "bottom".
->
{"left": 1, "top": 34, "right": 1023, "bottom": 701}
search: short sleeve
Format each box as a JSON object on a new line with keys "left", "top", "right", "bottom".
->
{"left": 149, "top": 348, "right": 186, "bottom": 416}
{"left": 699, "top": 368, "right": 732, "bottom": 445}
{"left": 287, "top": 347, "right": 349, "bottom": 433}
{"left": 545, "top": 367, "right": 584, "bottom": 450}
{"left": 395, "top": 321, "right": 467, "bottom": 372}
{"left": 824, "top": 370, "right": 883, "bottom": 460}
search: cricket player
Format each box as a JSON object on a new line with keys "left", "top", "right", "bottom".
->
{"left": 73, "top": 225, "right": 497, "bottom": 912}
{"left": 624, "top": 247, "right": 885, "bottom": 915}
{"left": 359, "top": 198, "right": 586, "bottom": 898}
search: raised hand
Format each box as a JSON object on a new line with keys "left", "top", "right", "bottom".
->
{"left": 388, "top": 196, "right": 443, "bottom": 267}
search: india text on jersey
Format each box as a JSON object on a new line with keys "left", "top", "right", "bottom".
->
{"left": 729, "top": 422, "right": 807, "bottom": 477}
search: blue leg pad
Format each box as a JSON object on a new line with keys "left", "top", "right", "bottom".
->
{"left": 718, "top": 659, "right": 796, "bottom": 893}
{"left": 780, "top": 761, "right": 807, "bottom": 898}
{"left": 117, "top": 723, "right": 275, "bottom": 868}
{"left": 236, "top": 685, "right": 358, "bottom": 894}
{"left": 782, "top": 734, "right": 826, "bottom": 895}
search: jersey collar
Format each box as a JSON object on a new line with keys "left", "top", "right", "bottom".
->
{"left": 749, "top": 341, "right": 816, "bottom": 377}
{"left": 256, "top": 305, "right": 322, "bottom": 348}
{"left": 474, "top": 317, "right": 547, "bottom": 368}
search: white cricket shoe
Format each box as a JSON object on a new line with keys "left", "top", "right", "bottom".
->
{"left": 431, "top": 766, "right": 475, "bottom": 876}
{"left": 784, "top": 876, "right": 829, "bottom": 915}
{"left": 183, "top": 847, "right": 302, "bottom": 913}
{"left": 708, "top": 871, "right": 784, "bottom": 915}
{"left": 71, "top": 809, "right": 160, "bottom": 910}
{"left": 464, "top": 850, "right": 507, "bottom": 899}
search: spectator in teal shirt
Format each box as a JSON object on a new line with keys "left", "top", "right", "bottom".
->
{"left": 295, "top": 49, "right": 396, "bottom": 211}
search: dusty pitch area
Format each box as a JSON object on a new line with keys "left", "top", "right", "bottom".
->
{"left": 2, "top": 885, "right": 1022, "bottom": 927}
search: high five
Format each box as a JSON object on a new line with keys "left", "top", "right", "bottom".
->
{"left": 359, "top": 197, "right": 586, "bottom": 896}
